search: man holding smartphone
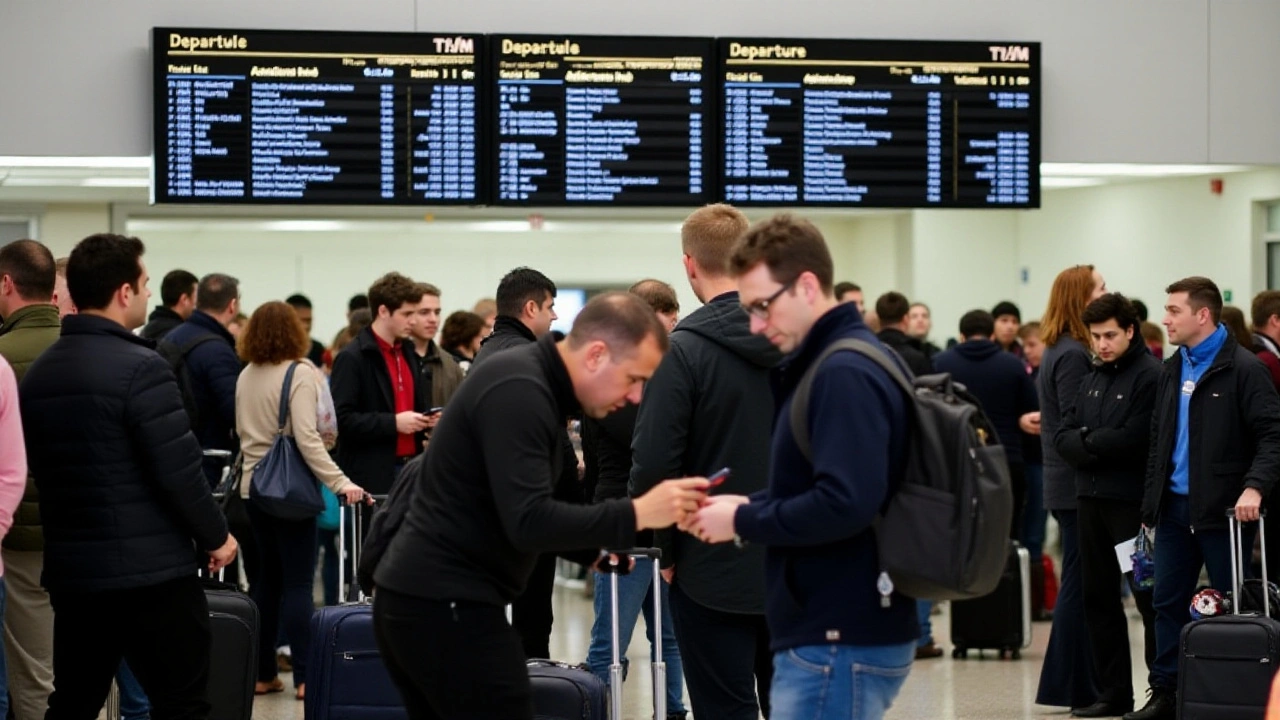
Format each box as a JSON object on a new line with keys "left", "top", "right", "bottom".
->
{"left": 331, "top": 272, "right": 431, "bottom": 497}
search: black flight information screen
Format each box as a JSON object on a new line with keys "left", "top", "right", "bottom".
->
{"left": 491, "top": 35, "right": 713, "bottom": 206}
{"left": 718, "top": 38, "right": 1040, "bottom": 208}
{"left": 152, "top": 28, "right": 483, "bottom": 205}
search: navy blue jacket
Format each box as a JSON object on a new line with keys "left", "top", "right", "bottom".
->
{"left": 21, "top": 315, "right": 228, "bottom": 592}
{"left": 933, "top": 339, "right": 1039, "bottom": 464}
{"left": 164, "top": 310, "right": 241, "bottom": 463}
{"left": 734, "top": 303, "right": 916, "bottom": 650}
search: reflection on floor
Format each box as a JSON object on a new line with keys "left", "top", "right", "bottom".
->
{"left": 253, "top": 584, "right": 1148, "bottom": 720}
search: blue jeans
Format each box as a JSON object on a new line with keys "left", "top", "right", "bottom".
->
{"left": 116, "top": 661, "right": 150, "bottom": 720}
{"left": 585, "top": 557, "right": 687, "bottom": 714}
{"left": 770, "top": 642, "right": 914, "bottom": 720}
{"left": 1021, "top": 464, "right": 1047, "bottom": 561}
{"left": 915, "top": 601, "right": 933, "bottom": 647}
{"left": 1149, "top": 493, "right": 1249, "bottom": 690}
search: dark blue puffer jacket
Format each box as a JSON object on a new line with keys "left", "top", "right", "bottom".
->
{"left": 20, "top": 314, "right": 228, "bottom": 593}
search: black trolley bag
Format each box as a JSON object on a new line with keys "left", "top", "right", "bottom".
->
{"left": 1178, "top": 509, "right": 1280, "bottom": 720}
{"left": 529, "top": 548, "right": 669, "bottom": 720}
{"left": 202, "top": 449, "right": 260, "bottom": 720}
{"left": 950, "top": 540, "right": 1033, "bottom": 659}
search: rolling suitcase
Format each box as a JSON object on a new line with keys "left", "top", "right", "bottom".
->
{"left": 204, "top": 579, "right": 259, "bottom": 720}
{"left": 529, "top": 548, "right": 669, "bottom": 720}
{"left": 950, "top": 541, "right": 1032, "bottom": 659}
{"left": 1178, "top": 510, "right": 1280, "bottom": 720}
{"left": 305, "top": 500, "right": 409, "bottom": 720}
{"left": 202, "top": 448, "right": 259, "bottom": 720}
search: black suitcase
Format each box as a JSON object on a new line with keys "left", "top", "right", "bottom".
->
{"left": 1178, "top": 511, "right": 1280, "bottom": 720}
{"left": 203, "top": 580, "right": 259, "bottom": 720}
{"left": 529, "top": 548, "right": 670, "bottom": 720}
{"left": 950, "top": 541, "right": 1032, "bottom": 659}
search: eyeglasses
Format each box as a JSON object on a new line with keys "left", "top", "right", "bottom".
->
{"left": 741, "top": 278, "right": 797, "bottom": 320}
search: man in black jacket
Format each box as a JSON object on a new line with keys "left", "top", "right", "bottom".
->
{"left": 332, "top": 272, "right": 430, "bottom": 497}
{"left": 933, "top": 310, "right": 1039, "bottom": 538}
{"left": 632, "top": 204, "right": 781, "bottom": 720}
{"left": 874, "top": 291, "right": 932, "bottom": 377}
{"left": 20, "top": 233, "right": 237, "bottom": 720}
{"left": 1128, "top": 277, "right": 1280, "bottom": 720}
{"left": 373, "top": 293, "right": 710, "bottom": 720}
{"left": 138, "top": 269, "right": 196, "bottom": 340}
{"left": 471, "top": 266, "right": 573, "bottom": 661}
{"left": 1054, "top": 293, "right": 1159, "bottom": 719}
{"left": 473, "top": 266, "right": 558, "bottom": 366}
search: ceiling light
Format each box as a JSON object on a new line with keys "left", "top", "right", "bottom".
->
{"left": 80, "top": 178, "right": 150, "bottom": 188}
{"left": 1041, "top": 177, "right": 1106, "bottom": 189}
{"left": 0, "top": 156, "right": 151, "bottom": 169}
{"left": 1040, "top": 163, "right": 1252, "bottom": 178}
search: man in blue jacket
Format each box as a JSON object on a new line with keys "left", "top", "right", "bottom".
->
{"left": 163, "top": 273, "right": 243, "bottom": 481}
{"left": 689, "top": 214, "right": 916, "bottom": 720}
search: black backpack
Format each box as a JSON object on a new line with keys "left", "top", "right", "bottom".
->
{"left": 789, "top": 338, "right": 1013, "bottom": 601}
{"left": 155, "top": 333, "right": 220, "bottom": 432}
{"left": 358, "top": 453, "right": 425, "bottom": 596}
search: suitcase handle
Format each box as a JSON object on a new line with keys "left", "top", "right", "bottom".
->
{"left": 1227, "top": 509, "right": 1268, "bottom": 617}
{"left": 602, "top": 547, "right": 666, "bottom": 719}
{"left": 338, "top": 497, "right": 374, "bottom": 604}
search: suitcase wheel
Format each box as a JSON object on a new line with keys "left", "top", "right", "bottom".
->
{"left": 951, "top": 647, "right": 967, "bottom": 659}
{"left": 1010, "top": 649, "right": 1021, "bottom": 660}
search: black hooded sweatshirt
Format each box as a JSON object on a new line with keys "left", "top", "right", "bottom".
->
{"left": 631, "top": 291, "right": 781, "bottom": 614}
{"left": 933, "top": 338, "right": 1039, "bottom": 464}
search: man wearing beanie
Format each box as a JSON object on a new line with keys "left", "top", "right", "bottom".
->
{"left": 993, "top": 301, "right": 1025, "bottom": 359}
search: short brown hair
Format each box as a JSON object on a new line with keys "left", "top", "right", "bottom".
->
{"left": 441, "top": 311, "right": 486, "bottom": 351}
{"left": 567, "top": 292, "right": 669, "bottom": 357}
{"left": 1017, "top": 320, "right": 1042, "bottom": 341}
{"left": 728, "top": 214, "right": 834, "bottom": 294}
{"left": 628, "top": 279, "right": 679, "bottom": 315}
{"left": 238, "top": 301, "right": 310, "bottom": 365}
{"left": 1141, "top": 321, "right": 1164, "bottom": 345}
{"left": 415, "top": 282, "right": 442, "bottom": 300}
{"left": 0, "top": 240, "right": 55, "bottom": 302}
{"left": 1166, "top": 276, "right": 1223, "bottom": 324}
{"left": 875, "top": 292, "right": 911, "bottom": 326}
{"left": 1221, "top": 306, "right": 1253, "bottom": 348}
{"left": 682, "top": 204, "right": 749, "bottom": 277}
{"left": 368, "top": 272, "right": 420, "bottom": 316}
{"left": 473, "top": 298, "right": 497, "bottom": 318}
{"left": 1041, "top": 265, "right": 1096, "bottom": 347}
{"left": 196, "top": 273, "right": 239, "bottom": 313}
{"left": 1253, "top": 291, "right": 1280, "bottom": 330}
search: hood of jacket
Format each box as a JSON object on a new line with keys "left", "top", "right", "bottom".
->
{"left": 674, "top": 291, "right": 781, "bottom": 369}
{"left": 953, "top": 338, "right": 1003, "bottom": 361}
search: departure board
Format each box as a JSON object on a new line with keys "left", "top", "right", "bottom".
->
{"left": 152, "top": 28, "right": 483, "bottom": 205}
{"left": 491, "top": 35, "right": 713, "bottom": 206}
{"left": 718, "top": 38, "right": 1040, "bottom": 208}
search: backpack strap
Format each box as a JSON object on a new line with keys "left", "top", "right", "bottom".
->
{"left": 177, "top": 332, "right": 221, "bottom": 356}
{"left": 789, "top": 338, "right": 915, "bottom": 462}
{"left": 277, "top": 362, "right": 301, "bottom": 433}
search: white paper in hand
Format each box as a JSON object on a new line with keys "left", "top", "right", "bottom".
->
{"left": 1115, "top": 535, "right": 1138, "bottom": 574}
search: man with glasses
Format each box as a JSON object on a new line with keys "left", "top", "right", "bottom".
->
{"left": 631, "top": 203, "right": 781, "bottom": 720}
{"left": 688, "top": 214, "right": 916, "bottom": 720}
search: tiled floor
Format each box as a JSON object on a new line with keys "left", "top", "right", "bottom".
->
{"left": 252, "top": 584, "right": 1150, "bottom": 720}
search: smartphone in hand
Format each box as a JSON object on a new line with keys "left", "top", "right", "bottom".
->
{"left": 707, "top": 467, "right": 731, "bottom": 488}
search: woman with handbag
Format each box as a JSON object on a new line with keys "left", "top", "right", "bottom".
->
{"left": 236, "top": 301, "right": 366, "bottom": 700}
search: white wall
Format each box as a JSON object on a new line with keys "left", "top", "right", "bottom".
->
{"left": 1014, "top": 169, "right": 1280, "bottom": 322}
{"left": 120, "top": 216, "right": 865, "bottom": 341}
{"left": 3, "top": 1, "right": 1279, "bottom": 162}
{"left": 37, "top": 204, "right": 113, "bottom": 258}
{"left": 910, "top": 210, "right": 1020, "bottom": 343}
{"left": 24, "top": 170, "right": 1280, "bottom": 344}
